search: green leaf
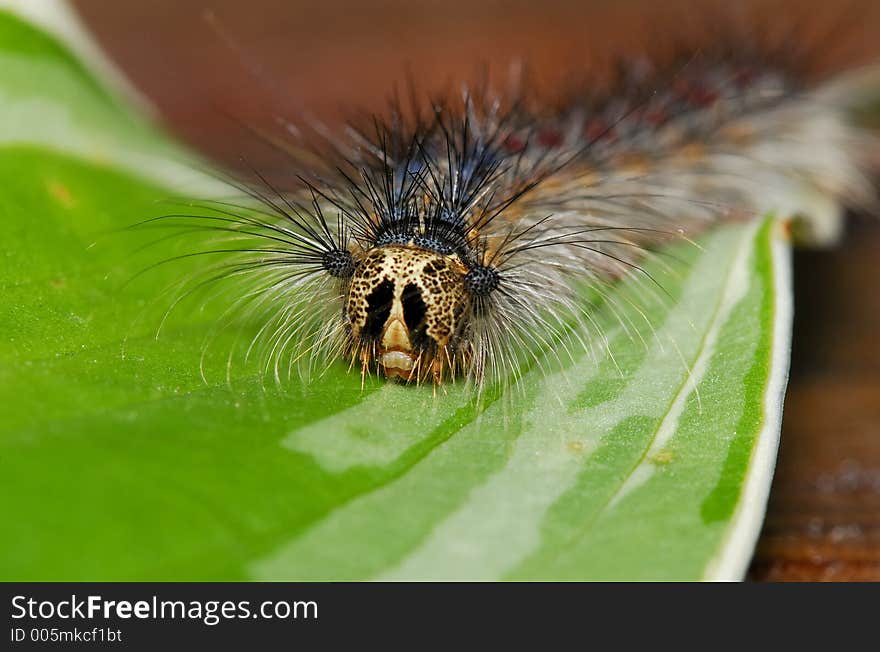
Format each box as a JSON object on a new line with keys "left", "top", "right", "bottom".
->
{"left": 0, "top": 10, "right": 791, "bottom": 581}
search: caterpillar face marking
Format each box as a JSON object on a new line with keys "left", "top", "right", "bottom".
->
{"left": 345, "top": 245, "right": 470, "bottom": 382}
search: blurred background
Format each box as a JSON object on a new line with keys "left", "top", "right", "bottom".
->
{"left": 71, "top": 0, "right": 880, "bottom": 580}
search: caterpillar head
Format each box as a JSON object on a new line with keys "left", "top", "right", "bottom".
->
{"left": 342, "top": 245, "right": 498, "bottom": 383}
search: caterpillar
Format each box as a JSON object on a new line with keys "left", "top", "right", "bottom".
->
{"left": 143, "top": 14, "right": 879, "bottom": 392}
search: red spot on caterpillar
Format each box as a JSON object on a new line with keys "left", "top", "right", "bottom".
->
{"left": 644, "top": 109, "right": 669, "bottom": 126}
{"left": 674, "top": 78, "right": 718, "bottom": 107}
{"left": 537, "top": 129, "right": 563, "bottom": 148}
{"left": 673, "top": 78, "right": 692, "bottom": 97}
{"left": 584, "top": 118, "right": 613, "bottom": 142}
{"left": 502, "top": 134, "right": 526, "bottom": 153}
{"left": 733, "top": 67, "right": 756, "bottom": 88}
{"left": 687, "top": 86, "right": 718, "bottom": 107}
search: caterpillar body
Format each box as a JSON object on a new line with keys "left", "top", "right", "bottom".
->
{"left": 154, "top": 36, "right": 878, "bottom": 391}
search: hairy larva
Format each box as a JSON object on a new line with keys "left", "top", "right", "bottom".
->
{"left": 139, "top": 22, "right": 878, "bottom": 393}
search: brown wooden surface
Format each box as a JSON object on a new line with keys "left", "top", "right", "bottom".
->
{"left": 72, "top": 0, "right": 880, "bottom": 581}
